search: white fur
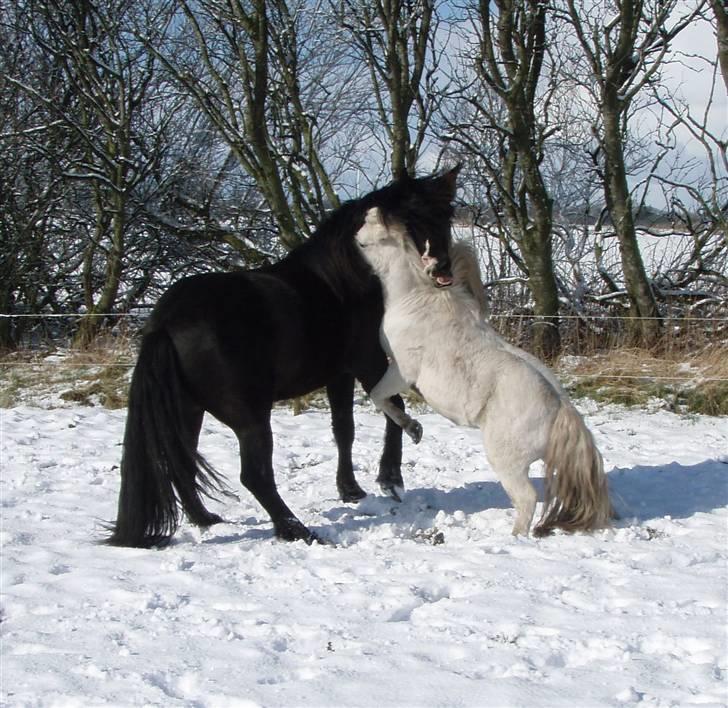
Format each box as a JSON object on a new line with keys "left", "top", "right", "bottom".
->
{"left": 356, "top": 209, "right": 611, "bottom": 536}
{"left": 452, "top": 241, "right": 566, "bottom": 399}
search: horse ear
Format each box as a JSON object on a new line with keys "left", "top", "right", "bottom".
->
{"left": 439, "top": 164, "right": 461, "bottom": 202}
{"left": 355, "top": 207, "right": 389, "bottom": 245}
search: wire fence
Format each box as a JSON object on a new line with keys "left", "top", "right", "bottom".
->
{"left": 488, "top": 312, "right": 727, "bottom": 357}
{"left": 2, "top": 312, "right": 726, "bottom": 321}
{"left": 1, "top": 312, "right": 726, "bottom": 388}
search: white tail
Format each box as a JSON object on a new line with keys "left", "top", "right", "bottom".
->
{"left": 534, "top": 403, "right": 612, "bottom": 537}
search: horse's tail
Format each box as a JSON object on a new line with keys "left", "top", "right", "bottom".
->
{"left": 107, "top": 328, "right": 227, "bottom": 548}
{"left": 533, "top": 402, "right": 612, "bottom": 537}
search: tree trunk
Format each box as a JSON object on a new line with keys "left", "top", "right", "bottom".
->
{"left": 602, "top": 104, "right": 661, "bottom": 345}
{"left": 75, "top": 193, "right": 125, "bottom": 348}
{"left": 510, "top": 107, "right": 561, "bottom": 360}
{"left": 390, "top": 107, "right": 411, "bottom": 180}
{"left": 470, "top": 0, "right": 561, "bottom": 359}
{"left": 0, "top": 289, "right": 15, "bottom": 350}
{"left": 711, "top": 0, "right": 728, "bottom": 93}
{"left": 519, "top": 225, "right": 560, "bottom": 361}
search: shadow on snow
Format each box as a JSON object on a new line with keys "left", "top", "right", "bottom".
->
{"left": 607, "top": 459, "right": 728, "bottom": 523}
{"left": 191, "top": 458, "right": 727, "bottom": 545}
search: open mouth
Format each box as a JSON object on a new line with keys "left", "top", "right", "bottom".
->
{"left": 421, "top": 241, "right": 454, "bottom": 287}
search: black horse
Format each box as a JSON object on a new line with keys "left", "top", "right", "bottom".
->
{"left": 107, "top": 168, "right": 458, "bottom": 547}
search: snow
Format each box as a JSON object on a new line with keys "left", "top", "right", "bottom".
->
{"left": 1, "top": 400, "right": 727, "bottom": 707}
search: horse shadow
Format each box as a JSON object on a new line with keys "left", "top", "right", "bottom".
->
{"left": 200, "top": 481, "right": 515, "bottom": 545}
{"left": 320, "top": 479, "right": 519, "bottom": 541}
{"left": 606, "top": 458, "right": 728, "bottom": 523}
{"left": 320, "top": 458, "right": 728, "bottom": 541}
{"left": 198, "top": 458, "right": 727, "bottom": 545}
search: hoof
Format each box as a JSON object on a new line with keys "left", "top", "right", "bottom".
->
{"left": 379, "top": 483, "right": 405, "bottom": 503}
{"left": 339, "top": 483, "right": 367, "bottom": 503}
{"left": 531, "top": 524, "right": 553, "bottom": 538}
{"left": 376, "top": 464, "right": 404, "bottom": 494}
{"left": 405, "top": 419, "right": 423, "bottom": 444}
{"left": 192, "top": 511, "right": 224, "bottom": 529}
{"left": 311, "top": 532, "right": 334, "bottom": 546}
{"left": 275, "top": 518, "right": 319, "bottom": 544}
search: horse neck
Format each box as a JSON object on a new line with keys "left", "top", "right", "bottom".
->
{"left": 378, "top": 246, "right": 428, "bottom": 306}
{"left": 286, "top": 231, "right": 372, "bottom": 302}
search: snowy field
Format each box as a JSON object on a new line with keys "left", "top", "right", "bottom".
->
{"left": 1, "top": 399, "right": 727, "bottom": 707}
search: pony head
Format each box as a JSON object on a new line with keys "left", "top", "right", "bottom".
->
{"left": 356, "top": 166, "right": 459, "bottom": 287}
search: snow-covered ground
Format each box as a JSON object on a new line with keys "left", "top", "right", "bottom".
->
{"left": 1, "top": 400, "right": 726, "bottom": 707}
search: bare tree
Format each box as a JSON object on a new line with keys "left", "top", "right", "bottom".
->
{"left": 334, "top": 0, "right": 445, "bottom": 180}
{"left": 559, "top": 0, "right": 707, "bottom": 344}
{"left": 154, "top": 0, "right": 362, "bottom": 248}
{"left": 442, "top": 0, "right": 562, "bottom": 359}
{"left": 2, "top": 0, "right": 271, "bottom": 346}
{"left": 639, "top": 42, "right": 727, "bottom": 314}
{"left": 4, "top": 0, "right": 179, "bottom": 345}
{"left": 710, "top": 0, "right": 728, "bottom": 93}
{"left": 1, "top": 1, "right": 86, "bottom": 347}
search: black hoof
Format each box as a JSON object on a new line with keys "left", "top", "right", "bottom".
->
{"left": 191, "top": 511, "right": 224, "bottom": 528}
{"left": 377, "top": 464, "right": 404, "bottom": 502}
{"left": 405, "top": 419, "right": 423, "bottom": 444}
{"left": 339, "top": 482, "right": 367, "bottom": 503}
{"left": 275, "top": 518, "right": 320, "bottom": 545}
{"left": 311, "top": 531, "right": 334, "bottom": 546}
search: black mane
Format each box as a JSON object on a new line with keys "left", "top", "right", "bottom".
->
{"left": 286, "top": 192, "right": 376, "bottom": 301}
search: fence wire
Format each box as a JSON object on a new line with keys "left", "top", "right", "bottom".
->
{"left": 2, "top": 312, "right": 726, "bottom": 322}
{"left": 1, "top": 313, "right": 726, "bottom": 386}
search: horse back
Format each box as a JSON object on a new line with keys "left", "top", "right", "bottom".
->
{"left": 146, "top": 269, "right": 355, "bottom": 411}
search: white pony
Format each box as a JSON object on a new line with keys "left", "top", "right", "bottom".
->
{"left": 355, "top": 209, "right": 611, "bottom": 537}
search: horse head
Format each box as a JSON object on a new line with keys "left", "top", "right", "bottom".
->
{"left": 358, "top": 166, "right": 460, "bottom": 287}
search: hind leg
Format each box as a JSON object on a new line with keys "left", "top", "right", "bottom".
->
{"left": 498, "top": 464, "right": 537, "bottom": 537}
{"left": 236, "top": 416, "right": 318, "bottom": 544}
{"left": 482, "top": 427, "right": 537, "bottom": 536}
{"left": 327, "top": 373, "right": 366, "bottom": 502}
{"left": 178, "top": 404, "right": 224, "bottom": 528}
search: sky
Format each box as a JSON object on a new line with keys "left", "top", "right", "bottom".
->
{"left": 660, "top": 15, "right": 726, "bottom": 150}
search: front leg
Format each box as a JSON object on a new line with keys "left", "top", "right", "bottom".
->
{"left": 354, "top": 339, "right": 407, "bottom": 501}
{"left": 326, "top": 373, "right": 366, "bottom": 503}
{"left": 370, "top": 363, "right": 422, "bottom": 445}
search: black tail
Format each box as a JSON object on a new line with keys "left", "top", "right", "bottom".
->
{"left": 107, "top": 329, "right": 227, "bottom": 548}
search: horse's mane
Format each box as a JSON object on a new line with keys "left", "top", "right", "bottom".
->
{"left": 451, "top": 242, "right": 489, "bottom": 317}
{"left": 291, "top": 197, "right": 376, "bottom": 300}
{"left": 287, "top": 171, "right": 457, "bottom": 301}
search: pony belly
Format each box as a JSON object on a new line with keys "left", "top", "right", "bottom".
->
{"left": 380, "top": 324, "right": 425, "bottom": 385}
{"left": 415, "top": 370, "right": 480, "bottom": 428}
{"left": 384, "top": 318, "right": 484, "bottom": 426}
